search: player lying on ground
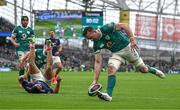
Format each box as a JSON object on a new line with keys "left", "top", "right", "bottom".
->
{"left": 20, "top": 40, "right": 63, "bottom": 85}
{"left": 83, "top": 22, "right": 165, "bottom": 101}
{"left": 19, "top": 42, "right": 61, "bottom": 93}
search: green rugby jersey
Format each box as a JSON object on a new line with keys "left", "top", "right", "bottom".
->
{"left": 93, "top": 22, "right": 130, "bottom": 53}
{"left": 35, "top": 49, "right": 46, "bottom": 69}
{"left": 12, "top": 26, "right": 34, "bottom": 52}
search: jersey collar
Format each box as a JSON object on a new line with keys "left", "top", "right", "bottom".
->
{"left": 20, "top": 25, "right": 28, "bottom": 29}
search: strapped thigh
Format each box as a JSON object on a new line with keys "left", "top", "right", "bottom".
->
{"left": 108, "top": 54, "right": 125, "bottom": 70}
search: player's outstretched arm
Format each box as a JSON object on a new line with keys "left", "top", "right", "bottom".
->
{"left": 92, "top": 53, "right": 102, "bottom": 85}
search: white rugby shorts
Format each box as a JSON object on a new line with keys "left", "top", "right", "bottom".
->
{"left": 108, "top": 44, "right": 145, "bottom": 70}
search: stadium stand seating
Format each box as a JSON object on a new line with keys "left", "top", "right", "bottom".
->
{"left": 0, "top": 17, "right": 14, "bottom": 32}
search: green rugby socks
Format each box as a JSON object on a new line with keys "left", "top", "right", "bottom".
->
{"left": 107, "top": 75, "right": 116, "bottom": 97}
{"left": 19, "top": 69, "right": 25, "bottom": 76}
{"left": 147, "top": 65, "right": 156, "bottom": 74}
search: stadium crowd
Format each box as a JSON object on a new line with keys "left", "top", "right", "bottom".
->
{"left": 0, "top": 17, "right": 17, "bottom": 70}
{"left": 0, "top": 42, "right": 179, "bottom": 73}
{"left": 0, "top": 43, "right": 18, "bottom": 70}
{"left": 0, "top": 17, "right": 14, "bottom": 32}
{"left": 0, "top": 17, "right": 179, "bottom": 73}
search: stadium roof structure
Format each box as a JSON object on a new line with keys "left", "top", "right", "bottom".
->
{"left": 68, "top": 0, "right": 180, "bottom": 16}
{"left": 0, "top": 0, "right": 180, "bottom": 25}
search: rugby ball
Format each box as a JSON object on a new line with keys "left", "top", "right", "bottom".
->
{"left": 88, "top": 83, "right": 102, "bottom": 96}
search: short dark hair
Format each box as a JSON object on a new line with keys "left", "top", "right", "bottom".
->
{"left": 82, "top": 26, "right": 93, "bottom": 37}
{"left": 21, "top": 16, "right": 29, "bottom": 21}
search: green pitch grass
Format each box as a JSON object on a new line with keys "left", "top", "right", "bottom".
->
{"left": 0, "top": 71, "right": 180, "bottom": 109}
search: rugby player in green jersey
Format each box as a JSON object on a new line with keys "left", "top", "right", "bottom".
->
{"left": 83, "top": 22, "right": 165, "bottom": 101}
{"left": 10, "top": 16, "right": 35, "bottom": 86}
